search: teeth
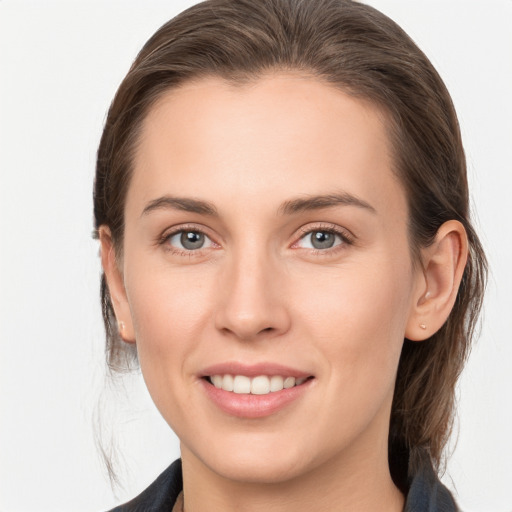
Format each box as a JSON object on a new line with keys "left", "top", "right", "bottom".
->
{"left": 209, "top": 374, "right": 308, "bottom": 395}
{"left": 251, "top": 376, "right": 270, "bottom": 395}
{"left": 270, "top": 375, "right": 284, "bottom": 392}
{"left": 233, "top": 375, "right": 251, "bottom": 394}
{"left": 222, "top": 374, "right": 234, "bottom": 391}
{"left": 283, "top": 377, "right": 296, "bottom": 389}
{"left": 211, "top": 375, "right": 223, "bottom": 389}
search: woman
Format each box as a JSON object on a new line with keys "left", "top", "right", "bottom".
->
{"left": 94, "top": 0, "right": 487, "bottom": 510}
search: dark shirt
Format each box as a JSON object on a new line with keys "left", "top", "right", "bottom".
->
{"left": 108, "top": 457, "right": 458, "bottom": 512}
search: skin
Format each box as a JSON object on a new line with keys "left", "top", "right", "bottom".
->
{"left": 100, "top": 73, "right": 467, "bottom": 512}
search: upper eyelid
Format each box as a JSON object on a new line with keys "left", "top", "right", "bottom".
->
{"left": 160, "top": 223, "right": 215, "bottom": 241}
{"left": 294, "top": 223, "right": 355, "bottom": 241}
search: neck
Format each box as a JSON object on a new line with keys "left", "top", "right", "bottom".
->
{"left": 181, "top": 441, "right": 404, "bottom": 512}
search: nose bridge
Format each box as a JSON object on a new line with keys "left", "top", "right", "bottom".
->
{"left": 215, "top": 239, "right": 290, "bottom": 340}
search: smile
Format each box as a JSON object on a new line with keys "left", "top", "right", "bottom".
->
{"left": 208, "top": 374, "right": 309, "bottom": 395}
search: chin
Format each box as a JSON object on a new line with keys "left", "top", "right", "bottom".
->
{"left": 210, "top": 452, "right": 310, "bottom": 484}
{"left": 186, "top": 431, "right": 329, "bottom": 485}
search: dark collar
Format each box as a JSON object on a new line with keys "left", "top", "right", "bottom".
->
{"left": 404, "top": 455, "right": 459, "bottom": 511}
{"left": 109, "top": 457, "right": 458, "bottom": 512}
{"left": 108, "top": 459, "right": 182, "bottom": 512}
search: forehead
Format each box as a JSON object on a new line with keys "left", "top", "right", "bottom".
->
{"left": 129, "top": 73, "right": 406, "bottom": 221}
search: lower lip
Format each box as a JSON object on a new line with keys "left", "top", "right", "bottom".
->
{"left": 201, "top": 379, "right": 313, "bottom": 418}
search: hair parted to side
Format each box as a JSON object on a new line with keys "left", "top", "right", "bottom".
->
{"left": 93, "top": 0, "right": 487, "bottom": 489}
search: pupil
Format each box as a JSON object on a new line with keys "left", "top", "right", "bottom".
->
{"left": 181, "top": 231, "right": 204, "bottom": 250}
{"left": 311, "top": 231, "right": 334, "bottom": 249}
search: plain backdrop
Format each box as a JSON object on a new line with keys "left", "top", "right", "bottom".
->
{"left": 0, "top": 1, "right": 511, "bottom": 511}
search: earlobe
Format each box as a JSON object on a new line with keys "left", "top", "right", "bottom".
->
{"left": 405, "top": 220, "right": 468, "bottom": 341}
{"left": 99, "top": 226, "right": 136, "bottom": 344}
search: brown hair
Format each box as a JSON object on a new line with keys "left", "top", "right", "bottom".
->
{"left": 93, "top": 0, "right": 487, "bottom": 489}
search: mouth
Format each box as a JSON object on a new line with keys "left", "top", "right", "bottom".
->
{"left": 199, "top": 364, "right": 315, "bottom": 418}
{"left": 204, "top": 374, "right": 313, "bottom": 395}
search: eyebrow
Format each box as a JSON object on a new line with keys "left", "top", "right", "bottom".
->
{"left": 141, "top": 196, "right": 219, "bottom": 217}
{"left": 141, "top": 191, "right": 376, "bottom": 218}
{"left": 277, "top": 192, "right": 376, "bottom": 216}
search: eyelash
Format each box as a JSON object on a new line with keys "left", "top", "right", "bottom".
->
{"left": 157, "top": 224, "right": 217, "bottom": 258}
{"left": 158, "top": 223, "right": 355, "bottom": 258}
{"left": 293, "top": 223, "right": 355, "bottom": 255}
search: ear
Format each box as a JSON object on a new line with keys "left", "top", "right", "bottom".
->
{"left": 99, "top": 226, "right": 136, "bottom": 343}
{"left": 405, "top": 220, "right": 468, "bottom": 341}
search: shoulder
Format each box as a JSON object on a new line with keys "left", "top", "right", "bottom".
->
{"left": 106, "top": 459, "right": 183, "bottom": 512}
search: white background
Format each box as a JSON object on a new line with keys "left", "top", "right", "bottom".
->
{"left": 0, "top": 1, "right": 511, "bottom": 511}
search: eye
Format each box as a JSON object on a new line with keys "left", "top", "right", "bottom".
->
{"left": 295, "top": 228, "right": 349, "bottom": 251}
{"left": 166, "top": 230, "right": 215, "bottom": 251}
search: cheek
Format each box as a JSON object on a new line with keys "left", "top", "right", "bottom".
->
{"left": 124, "top": 263, "right": 217, "bottom": 400}
{"left": 292, "top": 254, "right": 413, "bottom": 388}
{"left": 128, "top": 260, "right": 214, "bottom": 339}
{"left": 284, "top": 258, "right": 414, "bottom": 455}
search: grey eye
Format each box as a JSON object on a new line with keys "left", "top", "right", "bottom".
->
{"left": 181, "top": 231, "right": 205, "bottom": 250}
{"left": 297, "top": 230, "right": 343, "bottom": 250}
{"left": 310, "top": 231, "right": 336, "bottom": 249}
{"left": 168, "top": 230, "right": 213, "bottom": 251}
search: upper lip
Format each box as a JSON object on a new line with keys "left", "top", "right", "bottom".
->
{"left": 200, "top": 362, "right": 312, "bottom": 379}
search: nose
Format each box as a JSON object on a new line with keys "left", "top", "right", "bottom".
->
{"left": 214, "top": 249, "right": 291, "bottom": 341}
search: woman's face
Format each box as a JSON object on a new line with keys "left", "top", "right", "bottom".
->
{"left": 115, "top": 74, "right": 424, "bottom": 483}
